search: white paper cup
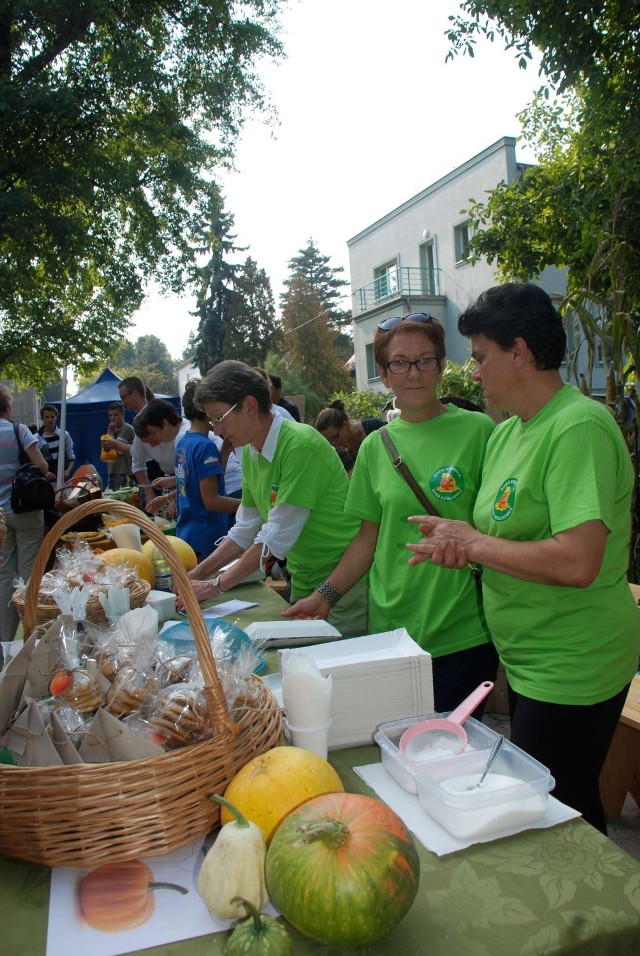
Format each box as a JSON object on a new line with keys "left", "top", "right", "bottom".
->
{"left": 285, "top": 719, "right": 332, "bottom": 760}
{"left": 110, "top": 523, "right": 143, "bottom": 552}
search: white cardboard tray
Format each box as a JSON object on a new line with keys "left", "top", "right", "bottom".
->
{"left": 244, "top": 619, "right": 342, "bottom": 648}
{"left": 276, "top": 628, "right": 434, "bottom": 748}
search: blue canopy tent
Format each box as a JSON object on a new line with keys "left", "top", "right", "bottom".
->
{"left": 52, "top": 369, "right": 181, "bottom": 487}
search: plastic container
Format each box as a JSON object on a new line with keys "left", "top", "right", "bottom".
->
{"left": 376, "top": 714, "right": 498, "bottom": 794}
{"left": 415, "top": 739, "right": 555, "bottom": 839}
{"left": 146, "top": 589, "right": 177, "bottom": 623}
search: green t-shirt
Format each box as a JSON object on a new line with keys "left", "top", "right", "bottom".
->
{"left": 345, "top": 405, "right": 495, "bottom": 657}
{"left": 241, "top": 420, "right": 361, "bottom": 598}
{"left": 474, "top": 384, "right": 639, "bottom": 705}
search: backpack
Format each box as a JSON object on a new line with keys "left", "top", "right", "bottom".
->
{"left": 10, "top": 424, "right": 55, "bottom": 514}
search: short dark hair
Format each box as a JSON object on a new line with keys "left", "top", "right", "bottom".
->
{"left": 458, "top": 282, "right": 566, "bottom": 370}
{"left": 373, "top": 316, "right": 446, "bottom": 369}
{"left": 118, "top": 376, "right": 146, "bottom": 397}
{"left": 108, "top": 401, "right": 124, "bottom": 413}
{"left": 40, "top": 403, "right": 58, "bottom": 417}
{"left": 269, "top": 373, "right": 282, "bottom": 391}
{"left": 195, "top": 361, "right": 271, "bottom": 415}
{"left": 133, "top": 399, "right": 181, "bottom": 438}
{"left": 181, "top": 379, "right": 207, "bottom": 422}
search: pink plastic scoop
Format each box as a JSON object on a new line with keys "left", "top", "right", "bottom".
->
{"left": 398, "top": 680, "right": 494, "bottom": 761}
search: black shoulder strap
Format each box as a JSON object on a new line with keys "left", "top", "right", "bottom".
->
{"left": 378, "top": 426, "right": 440, "bottom": 518}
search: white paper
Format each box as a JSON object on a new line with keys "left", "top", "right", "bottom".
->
{"left": 46, "top": 835, "right": 279, "bottom": 956}
{"left": 201, "top": 600, "right": 258, "bottom": 619}
{"left": 354, "top": 763, "right": 580, "bottom": 857}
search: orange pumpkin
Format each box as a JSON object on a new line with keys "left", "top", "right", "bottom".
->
{"left": 78, "top": 859, "right": 187, "bottom": 932}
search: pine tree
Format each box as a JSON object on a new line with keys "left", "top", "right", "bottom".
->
{"left": 223, "top": 258, "right": 282, "bottom": 365}
{"left": 190, "top": 189, "right": 244, "bottom": 375}
{"left": 281, "top": 276, "right": 352, "bottom": 400}
{"left": 282, "top": 238, "right": 352, "bottom": 333}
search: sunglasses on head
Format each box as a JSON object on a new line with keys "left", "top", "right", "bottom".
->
{"left": 378, "top": 312, "right": 434, "bottom": 331}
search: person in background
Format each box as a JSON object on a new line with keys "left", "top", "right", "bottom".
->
{"left": 315, "top": 399, "right": 384, "bottom": 459}
{"left": 0, "top": 386, "right": 51, "bottom": 652}
{"left": 285, "top": 313, "right": 497, "bottom": 713}
{"left": 406, "top": 283, "right": 639, "bottom": 833}
{"left": 101, "top": 401, "right": 134, "bottom": 489}
{"left": 180, "top": 361, "right": 368, "bottom": 636}
{"left": 38, "top": 403, "right": 75, "bottom": 483}
{"left": 268, "top": 373, "right": 301, "bottom": 422}
{"left": 253, "top": 368, "right": 295, "bottom": 420}
{"left": 118, "top": 376, "right": 163, "bottom": 506}
{"left": 143, "top": 390, "right": 240, "bottom": 559}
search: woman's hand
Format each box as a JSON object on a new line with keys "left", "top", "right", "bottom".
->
{"left": 281, "top": 591, "right": 330, "bottom": 620}
{"left": 406, "top": 515, "right": 479, "bottom": 569}
{"left": 175, "top": 578, "right": 217, "bottom": 611}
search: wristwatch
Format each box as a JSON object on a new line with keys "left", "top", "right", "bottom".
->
{"left": 212, "top": 574, "right": 227, "bottom": 594}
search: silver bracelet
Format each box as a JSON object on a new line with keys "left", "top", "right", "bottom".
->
{"left": 314, "top": 580, "right": 342, "bottom": 608}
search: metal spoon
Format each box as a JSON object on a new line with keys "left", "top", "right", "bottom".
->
{"left": 466, "top": 734, "right": 505, "bottom": 790}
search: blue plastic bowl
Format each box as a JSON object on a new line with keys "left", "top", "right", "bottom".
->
{"left": 161, "top": 619, "right": 266, "bottom": 674}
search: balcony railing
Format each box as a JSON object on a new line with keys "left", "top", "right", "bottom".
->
{"left": 353, "top": 267, "right": 441, "bottom": 315}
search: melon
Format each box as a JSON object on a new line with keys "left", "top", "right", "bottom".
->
{"left": 100, "top": 548, "right": 155, "bottom": 586}
{"left": 142, "top": 536, "right": 197, "bottom": 573}
{"left": 221, "top": 746, "right": 344, "bottom": 844}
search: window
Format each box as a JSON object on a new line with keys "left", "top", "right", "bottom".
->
{"left": 454, "top": 221, "right": 471, "bottom": 264}
{"left": 373, "top": 260, "right": 399, "bottom": 301}
{"left": 419, "top": 241, "right": 436, "bottom": 294}
{"left": 366, "top": 343, "right": 380, "bottom": 380}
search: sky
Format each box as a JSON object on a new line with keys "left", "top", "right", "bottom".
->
{"left": 131, "top": 0, "right": 545, "bottom": 360}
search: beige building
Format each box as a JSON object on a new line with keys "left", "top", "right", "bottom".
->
{"left": 347, "top": 137, "right": 601, "bottom": 394}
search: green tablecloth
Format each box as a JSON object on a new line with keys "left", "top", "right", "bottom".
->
{"left": 2, "top": 584, "right": 640, "bottom": 954}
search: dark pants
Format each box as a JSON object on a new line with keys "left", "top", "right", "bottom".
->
{"left": 508, "top": 684, "right": 630, "bottom": 834}
{"left": 107, "top": 474, "right": 131, "bottom": 490}
{"left": 431, "top": 641, "right": 499, "bottom": 716}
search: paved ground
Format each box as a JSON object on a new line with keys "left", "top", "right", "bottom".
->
{"left": 483, "top": 711, "right": 640, "bottom": 863}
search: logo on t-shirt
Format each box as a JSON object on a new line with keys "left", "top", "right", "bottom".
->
{"left": 491, "top": 479, "right": 517, "bottom": 521}
{"left": 429, "top": 466, "right": 464, "bottom": 501}
{"left": 270, "top": 482, "right": 279, "bottom": 507}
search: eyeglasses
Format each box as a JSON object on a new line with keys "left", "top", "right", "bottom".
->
{"left": 385, "top": 357, "right": 440, "bottom": 374}
{"left": 378, "top": 312, "right": 434, "bottom": 331}
{"left": 209, "top": 403, "right": 238, "bottom": 427}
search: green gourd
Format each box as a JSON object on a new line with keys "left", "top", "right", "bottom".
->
{"left": 223, "top": 898, "right": 293, "bottom": 956}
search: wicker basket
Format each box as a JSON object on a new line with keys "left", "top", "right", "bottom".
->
{"left": 0, "top": 500, "right": 283, "bottom": 868}
{"left": 11, "top": 575, "right": 150, "bottom": 626}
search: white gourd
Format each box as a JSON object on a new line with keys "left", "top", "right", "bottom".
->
{"left": 197, "top": 795, "right": 268, "bottom": 920}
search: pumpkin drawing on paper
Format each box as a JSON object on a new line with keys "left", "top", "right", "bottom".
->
{"left": 78, "top": 859, "right": 188, "bottom": 932}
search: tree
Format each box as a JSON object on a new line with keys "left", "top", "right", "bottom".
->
{"left": 0, "top": 1, "right": 285, "bottom": 388}
{"left": 281, "top": 276, "right": 352, "bottom": 401}
{"left": 115, "top": 336, "right": 177, "bottom": 395}
{"left": 447, "top": 2, "right": 640, "bottom": 417}
{"left": 282, "top": 239, "right": 352, "bottom": 334}
{"left": 223, "top": 257, "right": 282, "bottom": 366}
{"left": 190, "top": 189, "right": 245, "bottom": 375}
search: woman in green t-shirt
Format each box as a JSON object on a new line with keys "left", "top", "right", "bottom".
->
{"left": 181, "top": 361, "right": 368, "bottom": 637}
{"left": 407, "top": 283, "right": 639, "bottom": 833}
{"left": 284, "top": 313, "right": 498, "bottom": 714}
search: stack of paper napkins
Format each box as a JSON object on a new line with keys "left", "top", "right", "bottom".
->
{"left": 278, "top": 628, "right": 433, "bottom": 749}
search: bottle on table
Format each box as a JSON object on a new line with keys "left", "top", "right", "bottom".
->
{"left": 152, "top": 547, "right": 173, "bottom": 592}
